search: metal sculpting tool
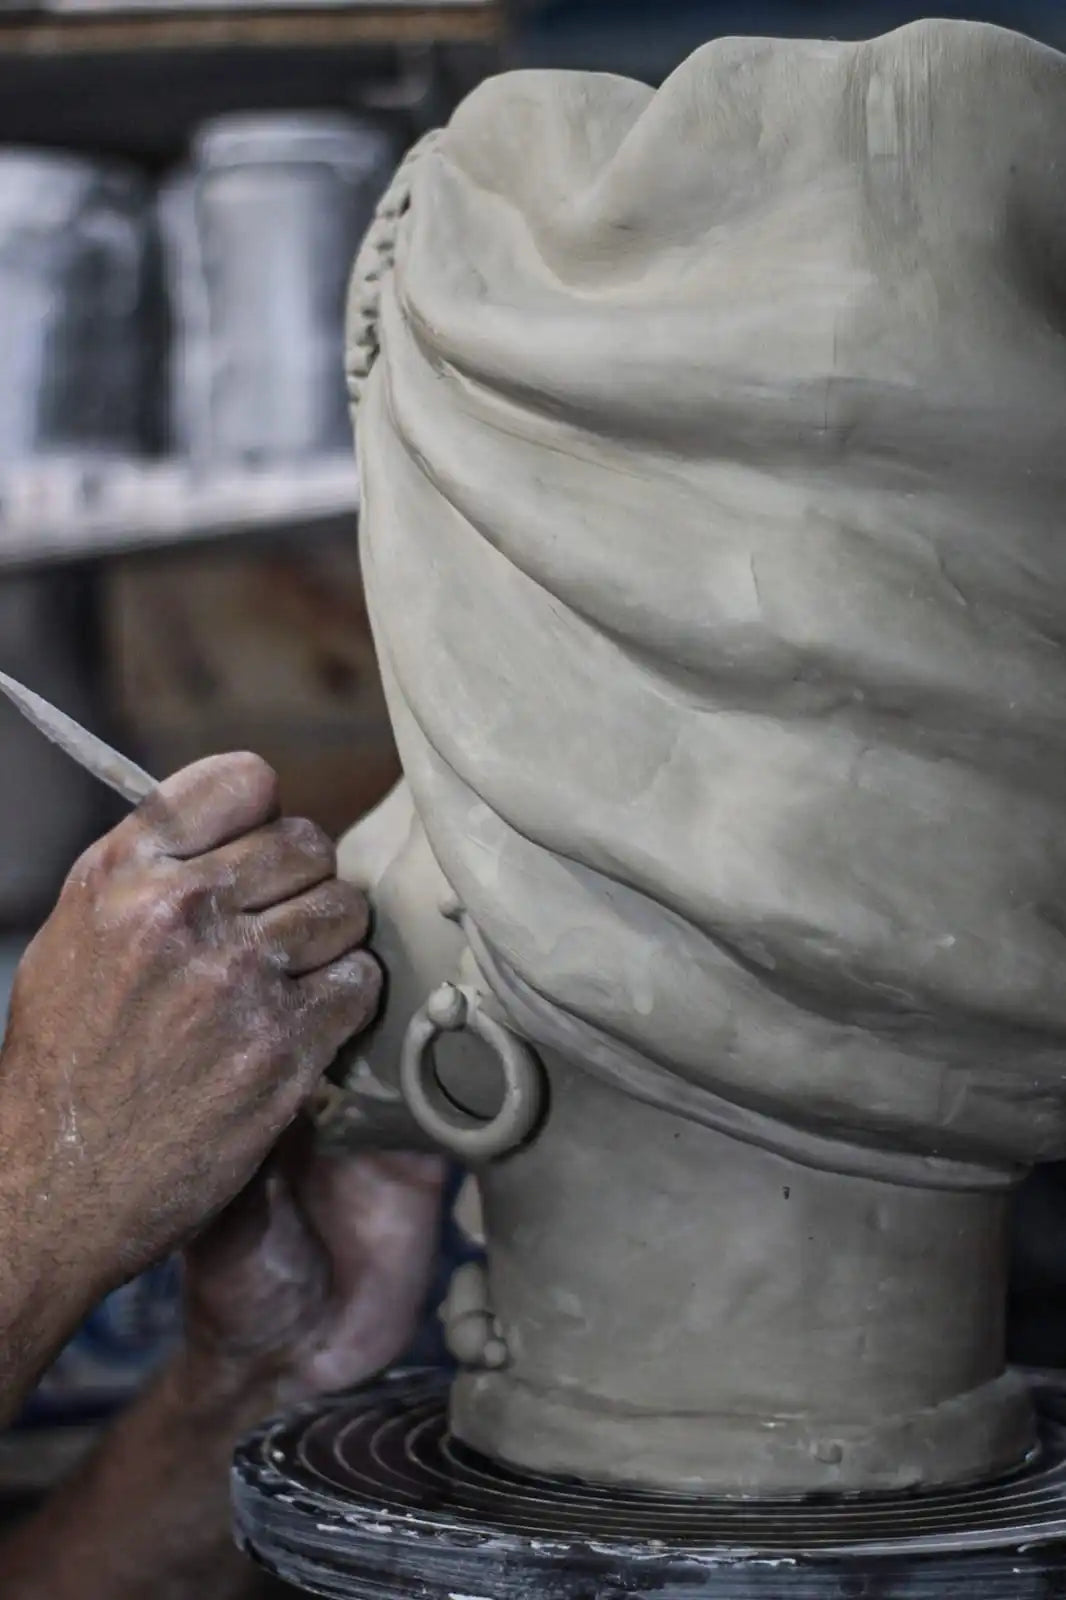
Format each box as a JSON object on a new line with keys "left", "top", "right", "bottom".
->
{"left": 0, "top": 670, "right": 155, "bottom": 806}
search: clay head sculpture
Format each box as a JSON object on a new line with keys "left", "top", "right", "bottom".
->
{"left": 328, "top": 18, "right": 1066, "bottom": 1497}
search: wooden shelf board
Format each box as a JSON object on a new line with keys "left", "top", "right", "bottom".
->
{"left": 0, "top": 1, "right": 502, "bottom": 56}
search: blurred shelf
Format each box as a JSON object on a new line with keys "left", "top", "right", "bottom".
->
{"left": 0, "top": 0, "right": 502, "bottom": 56}
{"left": 0, "top": 2, "right": 501, "bottom": 158}
{"left": 0, "top": 457, "right": 360, "bottom": 570}
{"left": 30, "top": 0, "right": 492, "bottom": 9}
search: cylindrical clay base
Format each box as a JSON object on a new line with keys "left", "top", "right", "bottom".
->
{"left": 451, "top": 1063, "right": 1034, "bottom": 1495}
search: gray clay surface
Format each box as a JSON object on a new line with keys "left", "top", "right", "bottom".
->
{"left": 335, "top": 19, "right": 1066, "bottom": 1494}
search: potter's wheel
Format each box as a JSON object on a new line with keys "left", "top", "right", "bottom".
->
{"left": 233, "top": 1369, "right": 1066, "bottom": 1597}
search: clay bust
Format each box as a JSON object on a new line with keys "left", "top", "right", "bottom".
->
{"left": 328, "top": 18, "right": 1066, "bottom": 1497}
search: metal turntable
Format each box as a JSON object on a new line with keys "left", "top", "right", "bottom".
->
{"left": 233, "top": 1369, "right": 1066, "bottom": 1598}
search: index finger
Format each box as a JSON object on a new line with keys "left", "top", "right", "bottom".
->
{"left": 117, "top": 752, "right": 282, "bottom": 860}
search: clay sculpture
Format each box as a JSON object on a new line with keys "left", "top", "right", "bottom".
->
{"left": 328, "top": 18, "right": 1066, "bottom": 1497}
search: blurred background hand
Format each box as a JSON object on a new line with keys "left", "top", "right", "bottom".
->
{"left": 184, "top": 1118, "right": 447, "bottom": 1404}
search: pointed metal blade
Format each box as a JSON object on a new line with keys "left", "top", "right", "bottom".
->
{"left": 0, "top": 670, "right": 156, "bottom": 806}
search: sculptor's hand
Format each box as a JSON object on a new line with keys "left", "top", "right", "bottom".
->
{"left": 0, "top": 1126, "right": 445, "bottom": 1600}
{"left": 184, "top": 1119, "right": 446, "bottom": 1400}
{"left": 2, "top": 753, "right": 382, "bottom": 1301}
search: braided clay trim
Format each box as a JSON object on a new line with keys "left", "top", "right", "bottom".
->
{"left": 346, "top": 128, "right": 445, "bottom": 414}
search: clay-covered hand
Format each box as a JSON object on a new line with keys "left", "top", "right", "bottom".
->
{"left": 183, "top": 1117, "right": 446, "bottom": 1400}
{"left": 2, "top": 753, "right": 382, "bottom": 1302}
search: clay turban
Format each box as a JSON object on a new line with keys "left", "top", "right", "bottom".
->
{"left": 347, "top": 19, "right": 1066, "bottom": 1182}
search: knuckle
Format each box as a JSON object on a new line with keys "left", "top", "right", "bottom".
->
{"left": 312, "top": 877, "right": 369, "bottom": 929}
{"left": 158, "top": 864, "right": 221, "bottom": 932}
{"left": 242, "top": 1042, "right": 283, "bottom": 1091}
{"left": 118, "top": 877, "right": 195, "bottom": 948}
{"left": 68, "top": 824, "right": 137, "bottom": 892}
{"left": 319, "top": 952, "right": 384, "bottom": 1018}
{"left": 330, "top": 877, "right": 370, "bottom": 917}
{"left": 65, "top": 838, "right": 112, "bottom": 897}
{"left": 212, "top": 1042, "right": 285, "bottom": 1115}
{"left": 222, "top": 936, "right": 271, "bottom": 985}
{"left": 109, "top": 866, "right": 234, "bottom": 956}
{"left": 280, "top": 815, "right": 336, "bottom": 873}
{"left": 61, "top": 838, "right": 172, "bottom": 934}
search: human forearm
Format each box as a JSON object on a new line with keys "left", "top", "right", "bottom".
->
{"left": 0, "top": 750, "right": 389, "bottom": 1597}
{"left": 0, "top": 1041, "right": 110, "bottom": 1425}
{"left": 0, "top": 1347, "right": 281, "bottom": 1600}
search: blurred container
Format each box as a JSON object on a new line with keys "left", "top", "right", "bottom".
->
{"left": 0, "top": 576, "right": 101, "bottom": 925}
{"left": 0, "top": 151, "right": 148, "bottom": 465}
{"left": 161, "top": 113, "right": 396, "bottom": 466}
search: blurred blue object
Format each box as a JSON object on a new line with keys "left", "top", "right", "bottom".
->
{"left": 15, "top": 1261, "right": 183, "bottom": 1430}
{"left": 403, "top": 1166, "right": 482, "bottom": 1371}
{"left": 516, "top": 1, "right": 1066, "bottom": 80}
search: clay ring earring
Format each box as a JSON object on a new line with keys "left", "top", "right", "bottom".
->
{"left": 400, "top": 984, "right": 546, "bottom": 1162}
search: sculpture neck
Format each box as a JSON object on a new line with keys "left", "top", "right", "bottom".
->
{"left": 452, "top": 1060, "right": 1034, "bottom": 1495}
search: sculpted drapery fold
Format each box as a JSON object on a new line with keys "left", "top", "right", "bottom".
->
{"left": 347, "top": 21, "right": 1066, "bottom": 1178}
